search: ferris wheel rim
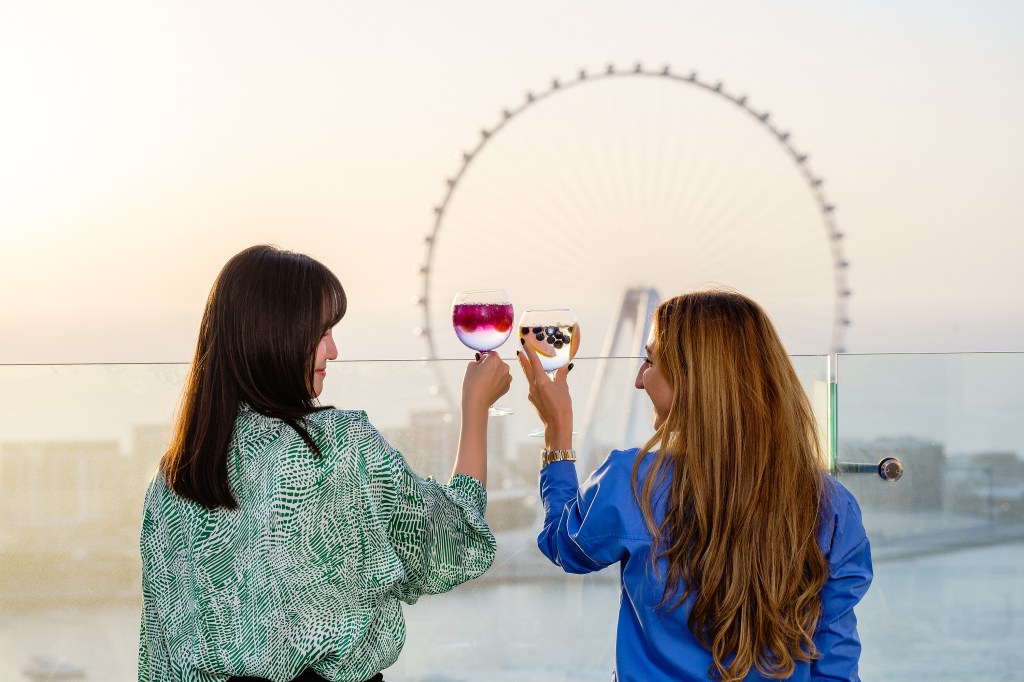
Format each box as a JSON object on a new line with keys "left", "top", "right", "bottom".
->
{"left": 415, "top": 63, "right": 852, "bottom": 379}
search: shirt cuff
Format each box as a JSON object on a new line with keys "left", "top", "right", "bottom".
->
{"left": 448, "top": 473, "right": 488, "bottom": 515}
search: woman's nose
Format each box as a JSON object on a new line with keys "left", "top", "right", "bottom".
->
{"left": 634, "top": 364, "right": 645, "bottom": 389}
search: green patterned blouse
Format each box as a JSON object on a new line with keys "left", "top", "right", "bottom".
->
{"left": 139, "top": 406, "right": 496, "bottom": 682}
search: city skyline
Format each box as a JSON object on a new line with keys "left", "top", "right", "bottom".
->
{"left": 2, "top": 353, "right": 1022, "bottom": 464}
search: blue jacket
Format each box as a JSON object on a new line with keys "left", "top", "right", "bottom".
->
{"left": 538, "top": 448, "right": 873, "bottom": 681}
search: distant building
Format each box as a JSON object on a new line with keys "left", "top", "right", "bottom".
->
{"left": 378, "top": 409, "right": 538, "bottom": 531}
{"left": 946, "top": 451, "right": 1024, "bottom": 521}
{"left": 965, "top": 451, "right": 1024, "bottom": 478}
{"left": 378, "top": 409, "right": 510, "bottom": 482}
{"left": 378, "top": 409, "right": 460, "bottom": 479}
{"left": 0, "top": 439, "right": 140, "bottom": 606}
{"left": 0, "top": 439, "right": 126, "bottom": 528}
{"left": 131, "top": 423, "right": 171, "bottom": 500}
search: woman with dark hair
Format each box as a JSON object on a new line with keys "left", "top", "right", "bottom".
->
{"left": 519, "top": 289, "right": 872, "bottom": 681}
{"left": 139, "top": 245, "right": 511, "bottom": 682}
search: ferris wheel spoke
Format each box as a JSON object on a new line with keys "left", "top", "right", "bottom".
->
{"left": 697, "top": 175, "right": 822, "bottom": 267}
{"left": 525, "top": 117, "right": 617, "bottom": 246}
{"left": 685, "top": 137, "right": 802, "bottom": 255}
{"left": 711, "top": 180, "right": 814, "bottom": 245}
{"left": 645, "top": 87, "right": 686, "bottom": 248}
{"left": 458, "top": 137, "right": 595, "bottom": 253}
{"left": 560, "top": 113, "right": 622, "bottom": 240}
{"left": 684, "top": 119, "right": 772, "bottom": 240}
{"left": 662, "top": 124, "right": 730, "bottom": 247}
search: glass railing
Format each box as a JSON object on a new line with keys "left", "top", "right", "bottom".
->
{"left": 0, "top": 354, "right": 1021, "bottom": 680}
{"left": 834, "top": 353, "right": 1024, "bottom": 681}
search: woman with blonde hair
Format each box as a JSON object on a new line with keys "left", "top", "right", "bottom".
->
{"left": 519, "top": 289, "right": 872, "bottom": 681}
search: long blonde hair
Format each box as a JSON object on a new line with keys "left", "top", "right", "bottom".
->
{"left": 634, "top": 290, "right": 830, "bottom": 681}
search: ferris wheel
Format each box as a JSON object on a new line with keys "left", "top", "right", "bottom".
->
{"left": 414, "top": 63, "right": 851, "bottom": 404}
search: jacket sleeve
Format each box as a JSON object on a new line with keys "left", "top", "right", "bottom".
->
{"left": 537, "top": 452, "right": 641, "bottom": 573}
{"left": 350, "top": 414, "right": 497, "bottom": 604}
{"left": 811, "top": 483, "right": 874, "bottom": 681}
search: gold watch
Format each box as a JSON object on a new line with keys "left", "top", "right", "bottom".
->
{"left": 541, "top": 448, "right": 577, "bottom": 467}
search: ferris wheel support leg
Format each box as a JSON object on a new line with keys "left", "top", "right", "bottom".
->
{"left": 578, "top": 288, "right": 661, "bottom": 474}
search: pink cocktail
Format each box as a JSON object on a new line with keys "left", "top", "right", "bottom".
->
{"left": 453, "top": 302, "right": 514, "bottom": 352}
{"left": 451, "top": 289, "right": 514, "bottom": 415}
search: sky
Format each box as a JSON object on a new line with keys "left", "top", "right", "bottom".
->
{"left": 1, "top": 0, "right": 1023, "bottom": 364}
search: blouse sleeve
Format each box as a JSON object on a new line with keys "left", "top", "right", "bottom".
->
{"left": 138, "top": 594, "right": 175, "bottom": 682}
{"left": 138, "top": 491, "right": 176, "bottom": 682}
{"left": 537, "top": 451, "right": 642, "bottom": 573}
{"left": 811, "top": 482, "right": 874, "bottom": 681}
{"left": 346, "top": 413, "right": 497, "bottom": 604}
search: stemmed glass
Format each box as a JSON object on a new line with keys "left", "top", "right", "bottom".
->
{"left": 519, "top": 309, "right": 580, "bottom": 436}
{"left": 452, "top": 289, "right": 514, "bottom": 416}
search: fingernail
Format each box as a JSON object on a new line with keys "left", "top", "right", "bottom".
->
{"left": 520, "top": 338, "right": 525, "bottom": 346}
{"left": 475, "top": 352, "right": 481, "bottom": 361}
{"left": 567, "top": 363, "right": 574, "bottom": 372}
{"left": 516, "top": 350, "right": 521, "bottom": 357}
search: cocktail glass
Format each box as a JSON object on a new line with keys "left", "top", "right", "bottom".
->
{"left": 519, "top": 309, "right": 579, "bottom": 436}
{"left": 452, "top": 289, "right": 514, "bottom": 416}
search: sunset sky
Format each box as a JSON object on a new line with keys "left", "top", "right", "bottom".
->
{"left": 2, "top": 0, "right": 1022, "bottom": 363}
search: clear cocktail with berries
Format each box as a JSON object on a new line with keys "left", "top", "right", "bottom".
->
{"left": 519, "top": 309, "right": 580, "bottom": 436}
{"left": 518, "top": 309, "right": 580, "bottom": 375}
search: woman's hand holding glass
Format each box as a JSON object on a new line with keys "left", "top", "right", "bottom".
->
{"left": 517, "top": 337, "right": 574, "bottom": 451}
{"left": 518, "top": 309, "right": 579, "bottom": 437}
{"left": 452, "top": 289, "right": 514, "bottom": 416}
{"left": 462, "top": 351, "right": 513, "bottom": 413}
{"left": 452, "top": 346, "right": 513, "bottom": 486}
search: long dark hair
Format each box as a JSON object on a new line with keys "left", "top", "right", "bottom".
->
{"left": 634, "top": 290, "right": 830, "bottom": 681}
{"left": 161, "top": 245, "right": 347, "bottom": 509}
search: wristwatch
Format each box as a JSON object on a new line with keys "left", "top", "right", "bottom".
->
{"left": 541, "top": 448, "right": 577, "bottom": 467}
